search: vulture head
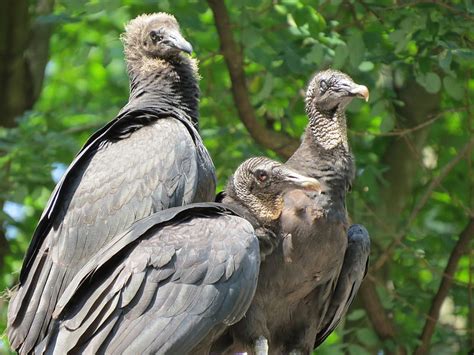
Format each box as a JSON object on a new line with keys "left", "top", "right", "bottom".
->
{"left": 305, "top": 69, "right": 369, "bottom": 114}
{"left": 122, "top": 13, "right": 193, "bottom": 65}
{"left": 229, "top": 157, "right": 321, "bottom": 223}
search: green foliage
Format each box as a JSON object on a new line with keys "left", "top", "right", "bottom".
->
{"left": 1, "top": 0, "right": 473, "bottom": 353}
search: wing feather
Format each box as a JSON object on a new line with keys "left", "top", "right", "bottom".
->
{"left": 41, "top": 205, "right": 259, "bottom": 355}
{"left": 314, "top": 224, "right": 370, "bottom": 347}
{"left": 121, "top": 271, "right": 148, "bottom": 308}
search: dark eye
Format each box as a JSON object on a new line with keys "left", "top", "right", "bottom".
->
{"left": 150, "top": 30, "right": 163, "bottom": 43}
{"left": 255, "top": 170, "right": 268, "bottom": 182}
{"left": 320, "top": 80, "right": 328, "bottom": 93}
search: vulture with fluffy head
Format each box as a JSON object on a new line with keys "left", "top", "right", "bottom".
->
{"left": 213, "top": 70, "right": 371, "bottom": 354}
{"left": 8, "top": 13, "right": 216, "bottom": 354}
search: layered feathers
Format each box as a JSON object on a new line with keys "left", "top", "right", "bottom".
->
{"left": 37, "top": 204, "right": 259, "bottom": 355}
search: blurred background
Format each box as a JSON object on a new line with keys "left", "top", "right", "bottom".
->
{"left": 0, "top": 0, "right": 472, "bottom": 353}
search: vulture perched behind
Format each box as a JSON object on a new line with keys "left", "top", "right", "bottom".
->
{"left": 35, "top": 157, "right": 321, "bottom": 354}
{"left": 213, "top": 70, "right": 371, "bottom": 354}
{"left": 8, "top": 13, "right": 216, "bottom": 354}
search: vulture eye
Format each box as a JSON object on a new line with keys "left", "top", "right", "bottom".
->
{"left": 319, "top": 80, "right": 328, "bottom": 93}
{"left": 255, "top": 170, "right": 268, "bottom": 183}
{"left": 149, "top": 30, "right": 163, "bottom": 43}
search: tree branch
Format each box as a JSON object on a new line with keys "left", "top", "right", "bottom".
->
{"left": 0, "top": 0, "right": 55, "bottom": 274}
{"left": 360, "top": 79, "right": 442, "bottom": 349}
{"left": 0, "top": 228, "right": 10, "bottom": 271}
{"left": 414, "top": 218, "right": 474, "bottom": 355}
{"left": 379, "top": 79, "right": 442, "bottom": 222}
{"left": 373, "top": 137, "right": 474, "bottom": 271}
{"left": 359, "top": 277, "right": 401, "bottom": 345}
{"left": 206, "top": 0, "right": 299, "bottom": 159}
{"left": 0, "top": 0, "right": 55, "bottom": 128}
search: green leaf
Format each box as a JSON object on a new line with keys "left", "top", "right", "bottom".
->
{"left": 346, "top": 309, "right": 366, "bottom": 321}
{"left": 389, "top": 30, "right": 410, "bottom": 54}
{"left": 347, "top": 31, "right": 365, "bottom": 68}
{"left": 274, "top": 4, "right": 287, "bottom": 14}
{"left": 304, "top": 43, "right": 325, "bottom": 65}
{"left": 358, "top": 61, "right": 374, "bottom": 72}
{"left": 355, "top": 328, "right": 378, "bottom": 347}
{"left": 443, "top": 76, "right": 464, "bottom": 100}
{"left": 254, "top": 73, "right": 274, "bottom": 103}
{"left": 371, "top": 101, "right": 386, "bottom": 117}
{"left": 332, "top": 44, "right": 348, "bottom": 69}
{"left": 438, "top": 50, "right": 452, "bottom": 72}
{"left": 425, "top": 72, "right": 442, "bottom": 94}
{"left": 416, "top": 72, "right": 441, "bottom": 94}
{"left": 380, "top": 115, "right": 395, "bottom": 133}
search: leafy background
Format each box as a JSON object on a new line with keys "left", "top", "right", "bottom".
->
{"left": 0, "top": 0, "right": 473, "bottom": 354}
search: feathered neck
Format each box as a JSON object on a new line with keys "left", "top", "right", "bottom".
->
{"left": 286, "top": 105, "right": 354, "bottom": 212}
{"left": 125, "top": 55, "right": 200, "bottom": 127}
{"left": 307, "top": 104, "right": 349, "bottom": 151}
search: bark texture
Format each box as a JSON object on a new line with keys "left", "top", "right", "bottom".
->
{"left": 0, "top": 0, "right": 55, "bottom": 269}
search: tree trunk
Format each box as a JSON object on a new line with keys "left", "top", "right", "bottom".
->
{"left": 0, "top": 0, "right": 55, "bottom": 268}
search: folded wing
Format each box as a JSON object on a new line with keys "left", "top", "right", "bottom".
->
{"left": 38, "top": 203, "right": 259, "bottom": 355}
{"left": 314, "top": 224, "right": 370, "bottom": 347}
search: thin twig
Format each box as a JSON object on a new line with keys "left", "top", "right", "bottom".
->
{"left": 355, "top": 0, "right": 384, "bottom": 23}
{"left": 350, "top": 107, "right": 468, "bottom": 137}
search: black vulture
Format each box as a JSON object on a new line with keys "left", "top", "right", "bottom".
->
{"left": 8, "top": 13, "right": 215, "bottom": 353}
{"left": 34, "top": 157, "right": 321, "bottom": 354}
{"left": 212, "top": 70, "right": 371, "bottom": 354}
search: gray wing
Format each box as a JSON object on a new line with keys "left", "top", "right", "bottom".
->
{"left": 314, "top": 224, "right": 370, "bottom": 348}
{"left": 8, "top": 117, "right": 216, "bottom": 353}
{"left": 37, "top": 208, "right": 259, "bottom": 355}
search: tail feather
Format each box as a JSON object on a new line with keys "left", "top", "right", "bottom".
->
{"left": 8, "top": 254, "right": 70, "bottom": 354}
{"left": 8, "top": 254, "right": 53, "bottom": 352}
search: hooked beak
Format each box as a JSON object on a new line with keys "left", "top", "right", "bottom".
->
{"left": 165, "top": 30, "right": 193, "bottom": 54}
{"left": 277, "top": 168, "right": 322, "bottom": 192}
{"left": 339, "top": 79, "right": 370, "bottom": 102}
{"left": 349, "top": 84, "right": 370, "bottom": 102}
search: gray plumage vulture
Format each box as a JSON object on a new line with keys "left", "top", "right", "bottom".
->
{"left": 34, "top": 157, "right": 321, "bottom": 354}
{"left": 8, "top": 13, "right": 216, "bottom": 354}
{"left": 212, "top": 70, "right": 371, "bottom": 354}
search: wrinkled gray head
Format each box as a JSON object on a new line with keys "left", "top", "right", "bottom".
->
{"left": 122, "top": 13, "right": 193, "bottom": 62}
{"left": 305, "top": 69, "right": 369, "bottom": 114}
{"left": 229, "top": 157, "right": 321, "bottom": 222}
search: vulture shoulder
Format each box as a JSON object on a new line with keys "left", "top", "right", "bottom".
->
{"left": 37, "top": 203, "right": 259, "bottom": 355}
